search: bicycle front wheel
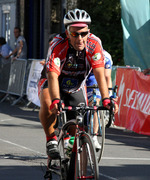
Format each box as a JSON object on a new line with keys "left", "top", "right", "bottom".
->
{"left": 75, "top": 133, "right": 99, "bottom": 180}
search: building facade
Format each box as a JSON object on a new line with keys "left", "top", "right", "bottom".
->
{"left": 0, "top": 0, "right": 67, "bottom": 59}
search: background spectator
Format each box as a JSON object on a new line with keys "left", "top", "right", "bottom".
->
{"left": 0, "top": 37, "right": 12, "bottom": 66}
{"left": 7, "top": 27, "right": 27, "bottom": 60}
{"left": 142, "top": 68, "right": 150, "bottom": 75}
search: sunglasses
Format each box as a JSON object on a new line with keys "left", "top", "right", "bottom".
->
{"left": 69, "top": 31, "right": 89, "bottom": 38}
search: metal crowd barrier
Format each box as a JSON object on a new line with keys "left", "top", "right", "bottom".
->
{"left": 0, "top": 61, "right": 11, "bottom": 93}
{"left": 0, "top": 58, "right": 27, "bottom": 105}
{"left": 0, "top": 58, "right": 141, "bottom": 107}
{"left": 0, "top": 58, "right": 44, "bottom": 107}
{"left": 111, "top": 65, "right": 141, "bottom": 87}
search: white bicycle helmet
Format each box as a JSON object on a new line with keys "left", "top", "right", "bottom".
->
{"left": 64, "top": 8, "right": 91, "bottom": 27}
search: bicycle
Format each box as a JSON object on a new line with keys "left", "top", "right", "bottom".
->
{"left": 87, "top": 84, "right": 106, "bottom": 163}
{"left": 44, "top": 102, "right": 107, "bottom": 180}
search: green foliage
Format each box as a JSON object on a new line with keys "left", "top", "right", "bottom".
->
{"left": 77, "top": 0, "right": 124, "bottom": 65}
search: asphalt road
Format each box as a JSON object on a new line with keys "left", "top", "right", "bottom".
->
{"left": 0, "top": 99, "right": 150, "bottom": 180}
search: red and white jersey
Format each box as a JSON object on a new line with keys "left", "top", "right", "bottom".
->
{"left": 46, "top": 33, "right": 104, "bottom": 93}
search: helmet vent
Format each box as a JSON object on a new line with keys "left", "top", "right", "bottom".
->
{"left": 70, "top": 12, "right": 75, "bottom": 19}
{"left": 66, "top": 14, "right": 69, "bottom": 20}
{"left": 82, "top": 12, "right": 85, "bottom": 18}
{"left": 76, "top": 10, "right": 80, "bottom": 19}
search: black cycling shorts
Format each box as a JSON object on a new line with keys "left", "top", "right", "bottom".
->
{"left": 60, "top": 88, "right": 88, "bottom": 121}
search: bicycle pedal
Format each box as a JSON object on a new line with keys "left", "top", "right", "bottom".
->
{"left": 51, "top": 164, "right": 61, "bottom": 170}
{"left": 47, "top": 167, "right": 61, "bottom": 176}
{"left": 49, "top": 154, "right": 61, "bottom": 160}
{"left": 62, "top": 158, "right": 69, "bottom": 164}
{"left": 44, "top": 170, "right": 52, "bottom": 179}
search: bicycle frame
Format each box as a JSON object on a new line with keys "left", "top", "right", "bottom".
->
{"left": 44, "top": 103, "right": 105, "bottom": 179}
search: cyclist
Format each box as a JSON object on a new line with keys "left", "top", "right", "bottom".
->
{"left": 40, "top": 8, "right": 118, "bottom": 159}
{"left": 86, "top": 50, "right": 113, "bottom": 149}
{"left": 38, "top": 33, "right": 57, "bottom": 155}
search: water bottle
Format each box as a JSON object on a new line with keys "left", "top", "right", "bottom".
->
{"left": 65, "top": 136, "right": 75, "bottom": 158}
{"left": 64, "top": 133, "right": 70, "bottom": 150}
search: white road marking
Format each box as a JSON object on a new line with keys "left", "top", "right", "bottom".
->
{"left": 106, "top": 132, "right": 148, "bottom": 139}
{"left": 0, "top": 119, "right": 13, "bottom": 122}
{"left": 0, "top": 116, "right": 41, "bottom": 125}
{"left": 102, "top": 157, "right": 150, "bottom": 161}
{"left": 0, "top": 138, "right": 46, "bottom": 157}
{"left": 0, "top": 138, "right": 149, "bottom": 161}
{"left": 13, "top": 114, "right": 38, "bottom": 119}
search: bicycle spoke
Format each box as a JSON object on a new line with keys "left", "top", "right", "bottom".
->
{"left": 75, "top": 133, "right": 99, "bottom": 180}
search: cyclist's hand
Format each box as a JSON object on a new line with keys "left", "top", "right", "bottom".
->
{"left": 102, "top": 98, "right": 118, "bottom": 114}
{"left": 40, "top": 59, "right": 46, "bottom": 66}
{"left": 114, "top": 102, "right": 119, "bottom": 114}
{"left": 111, "top": 97, "right": 119, "bottom": 114}
{"left": 50, "top": 99, "right": 64, "bottom": 115}
{"left": 110, "top": 95, "right": 118, "bottom": 102}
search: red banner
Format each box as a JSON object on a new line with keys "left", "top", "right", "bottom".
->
{"left": 115, "top": 68, "right": 150, "bottom": 135}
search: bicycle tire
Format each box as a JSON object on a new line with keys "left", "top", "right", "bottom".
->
{"left": 58, "top": 137, "right": 69, "bottom": 180}
{"left": 89, "top": 110, "right": 105, "bottom": 163}
{"left": 58, "top": 120, "right": 76, "bottom": 180}
{"left": 97, "top": 110, "right": 105, "bottom": 163}
{"left": 75, "top": 133, "right": 99, "bottom": 180}
{"left": 103, "top": 110, "right": 110, "bottom": 126}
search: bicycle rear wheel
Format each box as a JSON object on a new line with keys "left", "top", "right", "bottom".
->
{"left": 89, "top": 110, "right": 105, "bottom": 163}
{"left": 103, "top": 110, "right": 110, "bottom": 126}
{"left": 75, "top": 133, "right": 99, "bottom": 180}
{"left": 97, "top": 110, "right": 105, "bottom": 163}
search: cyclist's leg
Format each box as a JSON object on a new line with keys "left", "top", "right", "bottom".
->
{"left": 88, "top": 98, "right": 100, "bottom": 133}
{"left": 39, "top": 79, "right": 59, "bottom": 159}
{"left": 88, "top": 97, "right": 102, "bottom": 150}
{"left": 62, "top": 87, "right": 88, "bottom": 135}
{"left": 86, "top": 75, "right": 101, "bottom": 149}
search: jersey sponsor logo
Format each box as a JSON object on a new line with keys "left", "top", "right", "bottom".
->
{"left": 92, "top": 53, "right": 101, "bottom": 61}
{"left": 105, "top": 64, "right": 111, "bottom": 69}
{"left": 54, "top": 57, "right": 60, "bottom": 67}
{"left": 61, "top": 78, "right": 78, "bottom": 89}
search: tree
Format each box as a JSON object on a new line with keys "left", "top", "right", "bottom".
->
{"left": 77, "top": 0, "right": 124, "bottom": 65}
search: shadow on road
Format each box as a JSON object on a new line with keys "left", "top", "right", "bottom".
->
{"left": 105, "top": 127, "right": 150, "bottom": 151}
{"left": 100, "top": 164, "right": 150, "bottom": 180}
{"left": 0, "top": 100, "right": 39, "bottom": 123}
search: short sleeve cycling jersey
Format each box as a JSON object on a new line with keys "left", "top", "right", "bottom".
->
{"left": 103, "top": 50, "right": 113, "bottom": 69}
{"left": 46, "top": 33, "right": 104, "bottom": 93}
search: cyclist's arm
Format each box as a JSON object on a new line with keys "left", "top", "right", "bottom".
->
{"left": 93, "top": 67, "right": 109, "bottom": 99}
{"left": 47, "top": 71, "right": 61, "bottom": 114}
{"left": 95, "top": 67, "right": 118, "bottom": 113}
{"left": 105, "top": 68, "right": 112, "bottom": 89}
{"left": 47, "top": 71, "right": 60, "bottom": 101}
{"left": 16, "top": 40, "right": 23, "bottom": 57}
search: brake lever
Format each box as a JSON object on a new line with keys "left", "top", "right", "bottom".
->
{"left": 110, "top": 97, "right": 115, "bottom": 113}
{"left": 53, "top": 100, "right": 63, "bottom": 129}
